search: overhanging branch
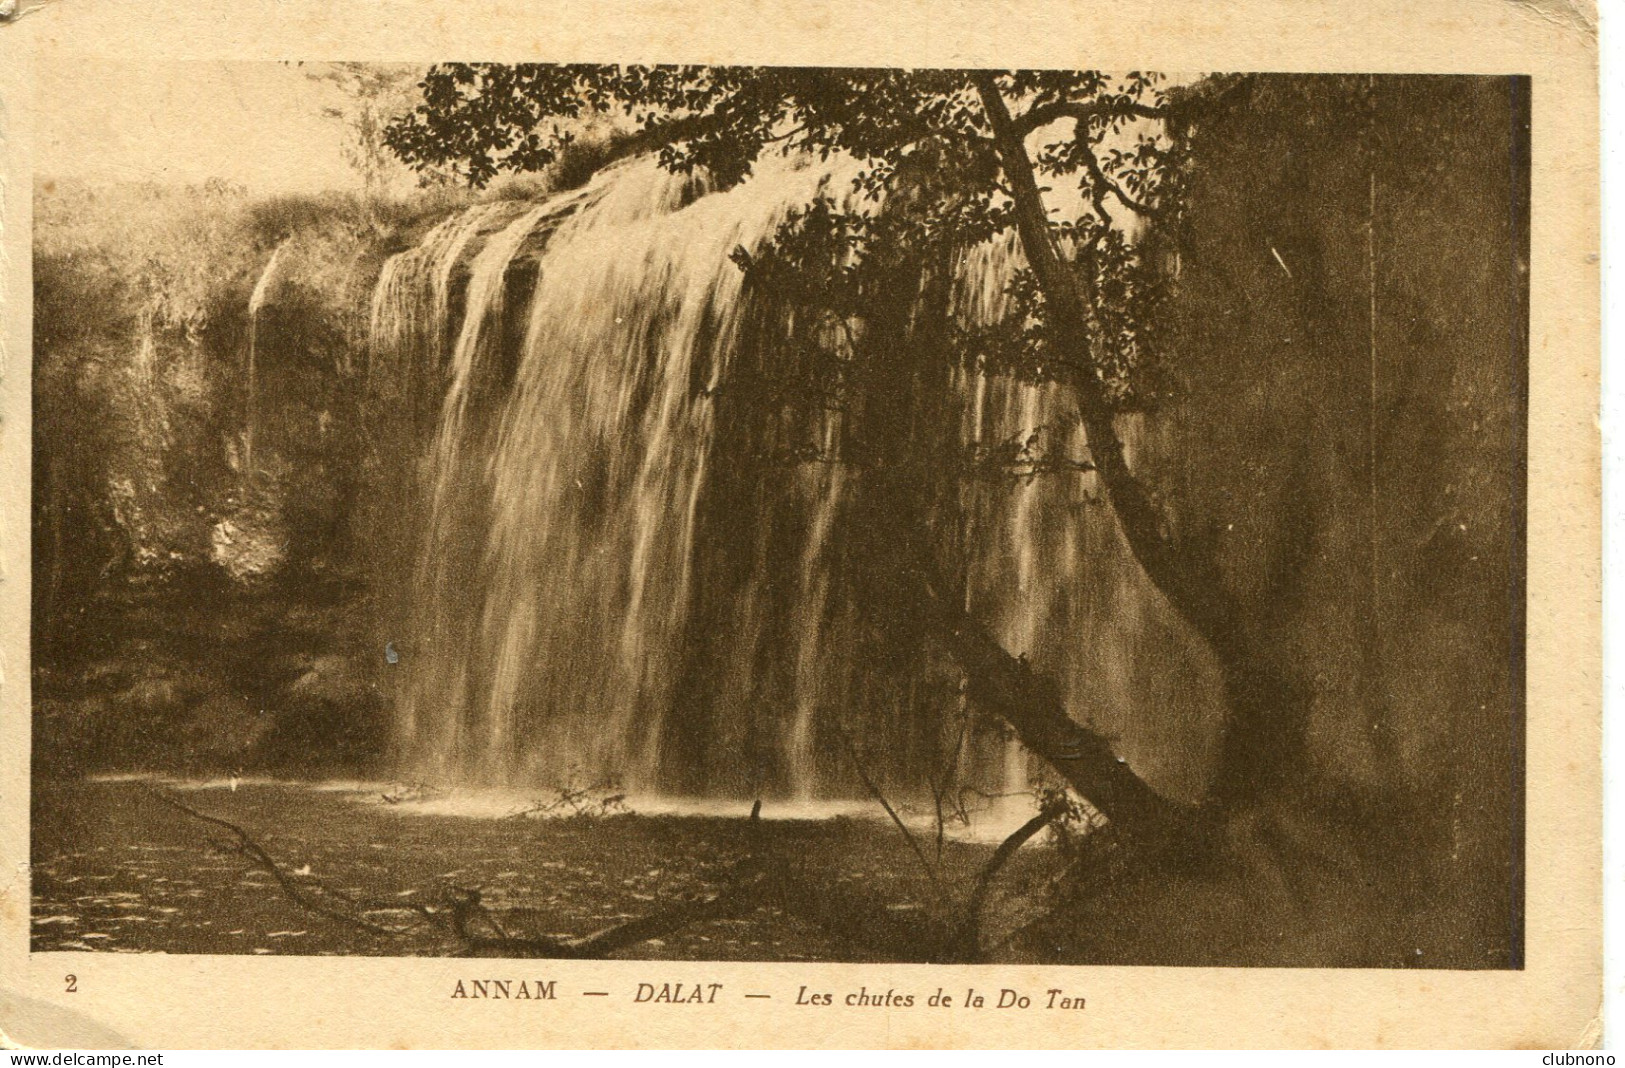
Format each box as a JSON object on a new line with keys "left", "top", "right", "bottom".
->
{"left": 1012, "top": 99, "right": 1168, "bottom": 139}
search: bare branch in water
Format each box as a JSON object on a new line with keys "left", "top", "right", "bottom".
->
{"left": 154, "top": 785, "right": 1085, "bottom": 963}
{"left": 154, "top": 786, "right": 779, "bottom": 959}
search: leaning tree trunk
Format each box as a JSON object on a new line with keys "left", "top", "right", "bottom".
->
{"left": 829, "top": 184, "right": 1193, "bottom": 843}
{"left": 971, "top": 74, "right": 1303, "bottom": 806}
{"left": 922, "top": 571, "right": 1196, "bottom": 844}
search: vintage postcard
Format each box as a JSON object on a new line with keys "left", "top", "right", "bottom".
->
{"left": 0, "top": 0, "right": 1601, "bottom": 1049}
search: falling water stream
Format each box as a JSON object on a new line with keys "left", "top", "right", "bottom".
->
{"left": 367, "top": 151, "right": 1228, "bottom": 811}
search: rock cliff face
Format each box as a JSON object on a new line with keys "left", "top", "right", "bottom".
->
{"left": 31, "top": 184, "right": 428, "bottom": 776}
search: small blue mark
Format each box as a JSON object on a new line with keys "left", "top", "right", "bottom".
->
{"left": 385, "top": 642, "right": 399, "bottom": 665}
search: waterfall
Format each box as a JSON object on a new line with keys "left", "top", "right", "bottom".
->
{"left": 395, "top": 183, "right": 607, "bottom": 775}
{"left": 370, "top": 151, "right": 1228, "bottom": 806}
{"left": 206, "top": 242, "right": 293, "bottom": 583}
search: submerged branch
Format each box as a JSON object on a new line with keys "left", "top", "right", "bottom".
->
{"left": 155, "top": 787, "right": 780, "bottom": 958}
{"left": 151, "top": 789, "right": 418, "bottom": 936}
{"left": 154, "top": 784, "right": 1112, "bottom": 965}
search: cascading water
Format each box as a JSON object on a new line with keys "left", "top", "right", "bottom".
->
{"left": 370, "top": 150, "right": 1228, "bottom": 808}
{"left": 209, "top": 243, "right": 294, "bottom": 582}
{"left": 369, "top": 203, "right": 515, "bottom": 399}
{"left": 390, "top": 154, "right": 873, "bottom": 789}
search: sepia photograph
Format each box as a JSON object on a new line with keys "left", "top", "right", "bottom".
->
{"left": 24, "top": 61, "right": 1534, "bottom": 974}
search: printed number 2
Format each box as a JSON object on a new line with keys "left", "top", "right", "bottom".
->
{"left": 64, "top": 974, "right": 76, "bottom": 993}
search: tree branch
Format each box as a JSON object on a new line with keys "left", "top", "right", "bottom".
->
{"left": 150, "top": 789, "right": 420, "bottom": 937}
{"left": 921, "top": 575, "right": 1197, "bottom": 846}
{"left": 834, "top": 718, "right": 946, "bottom": 898}
{"left": 154, "top": 787, "right": 783, "bottom": 959}
{"left": 1072, "top": 125, "right": 1161, "bottom": 219}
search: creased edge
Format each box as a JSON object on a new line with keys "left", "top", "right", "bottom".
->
{"left": 1572, "top": 1010, "right": 1604, "bottom": 1049}
{"left": 0, "top": 1, "right": 65, "bottom": 28}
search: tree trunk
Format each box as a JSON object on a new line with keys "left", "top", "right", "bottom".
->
{"left": 971, "top": 74, "right": 1303, "bottom": 804}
